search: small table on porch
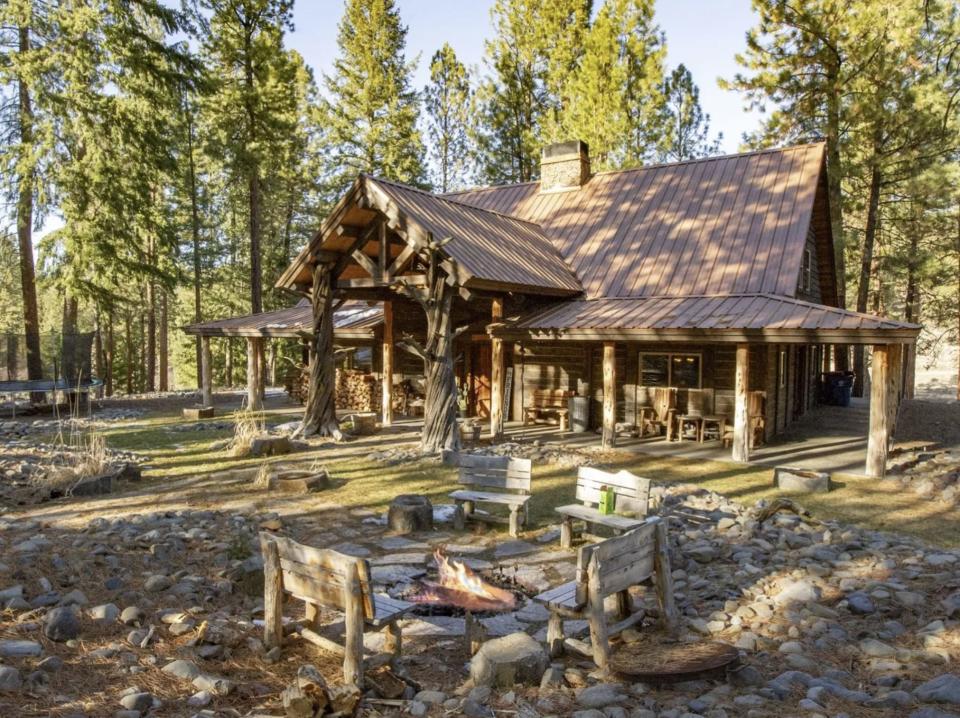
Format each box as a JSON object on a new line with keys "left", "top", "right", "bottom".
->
{"left": 700, "top": 415, "right": 728, "bottom": 443}
{"left": 676, "top": 414, "right": 703, "bottom": 442}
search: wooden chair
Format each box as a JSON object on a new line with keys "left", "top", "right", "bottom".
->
{"left": 260, "top": 533, "right": 413, "bottom": 689}
{"left": 749, "top": 390, "right": 766, "bottom": 447}
{"left": 523, "top": 389, "right": 575, "bottom": 430}
{"left": 533, "top": 517, "right": 677, "bottom": 668}
{"left": 676, "top": 388, "right": 713, "bottom": 441}
{"left": 640, "top": 387, "right": 676, "bottom": 438}
{"left": 450, "top": 455, "right": 532, "bottom": 537}
{"left": 555, "top": 467, "right": 651, "bottom": 548}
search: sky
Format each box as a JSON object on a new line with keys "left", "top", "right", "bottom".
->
{"left": 289, "top": 0, "right": 765, "bottom": 154}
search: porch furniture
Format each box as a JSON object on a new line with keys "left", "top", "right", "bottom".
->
{"left": 450, "top": 454, "right": 533, "bottom": 537}
{"left": 532, "top": 517, "right": 677, "bottom": 668}
{"left": 700, "top": 414, "right": 728, "bottom": 442}
{"left": 675, "top": 388, "right": 713, "bottom": 442}
{"left": 555, "top": 467, "right": 651, "bottom": 548}
{"left": 639, "top": 387, "right": 676, "bottom": 438}
{"left": 523, "top": 389, "right": 575, "bottom": 431}
{"left": 749, "top": 391, "right": 766, "bottom": 447}
{"left": 259, "top": 533, "right": 413, "bottom": 689}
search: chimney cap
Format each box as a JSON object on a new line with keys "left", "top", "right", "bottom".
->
{"left": 542, "top": 140, "right": 589, "bottom": 160}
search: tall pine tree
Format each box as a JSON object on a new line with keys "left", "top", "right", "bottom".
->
{"left": 321, "top": 0, "right": 425, "bottom": 192}
{"left": 658, "top": 64, "right": 721, "bottom": 162}
{"left": 423, "top": 43, "right": 472, "bottom": 192}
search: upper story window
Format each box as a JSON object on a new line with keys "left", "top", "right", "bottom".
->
{"left": 798, "top": 248, "right": 813, "bottom": 293}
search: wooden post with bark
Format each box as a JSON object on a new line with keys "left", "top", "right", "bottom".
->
{"left": 381, "top": 300, "right": 393, "bottom": 427}
{"left": 602, "top": 342, "right": 616, "bottom": 449}
{"left": 490, "top": 297, "right": 505, "bottom": 439}
{"left": 299, "top": 263, "right": 342, "bottom": 439}
{"left": 246, "top": 337, "right": 263, "bottom": 411}
{"left": 200, "top": 336, "right": 213, "bottom": 408}
{"left": 732, "top": 343, "right": 750, "bottom": 463}
{"left": 394, "top": 237, "right": 464, "bottom": 454}
{"left": 866, "top": 343, "right": 891, "bottom": 478}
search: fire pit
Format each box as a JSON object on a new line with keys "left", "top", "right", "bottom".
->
{"left": 406, "top": 548, "right": 519, "bottom": 614}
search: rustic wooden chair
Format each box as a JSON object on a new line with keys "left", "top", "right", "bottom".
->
{"left": 555, "top": 467, "right": 651, "bottom": 548}
{"left": 523, "top": 389, "right": 575, "bottom": 430}
{"left": 749, "top": 390, "right": 766, "bottom": 447}
{"left": 533, "top": 517, "right": 677, "bottom": 668}
{"left": 450, "top": 455, "right": 533, "bottom": 537}
{"left": 640, "top": 387, "right": 676, "bottom": 438}
{"left": 676, "top": 388, "right": 713, "bottom": 441}
{"left": 259, "top": 533, "right": 413, "bottom": 689}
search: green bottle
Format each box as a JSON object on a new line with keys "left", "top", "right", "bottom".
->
{"left": 598, "top": 485, "right": 615, "bottom": 515}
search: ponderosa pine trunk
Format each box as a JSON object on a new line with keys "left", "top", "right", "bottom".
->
{"left": 124, "top": 312, "right": 133, "bottom": 395}
{"left": 146, "top": 280, "right": 156, "bottom": 392}
{"left": 186, "top": 104, "right": 203, "bottom": 384}
{"left": 158, "top": 291, "right": 168, "bottom": 391}
{"left": 853, "top": 144, "right": 883, "bottom": 398}
{"left": 419, "top": 285, "right": 460, "bottom": 454}
{"left": 298, "top": 264, "right": 341, "bottom": 438}
{"left": 105, "top": 307, "right": 114, "bottom": 397}
{"left": 16, "top": 24, "right": 43, "bottom": 392}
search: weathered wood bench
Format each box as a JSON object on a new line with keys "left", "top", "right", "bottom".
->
{"left": 533, "top": 517, "right": 677, "bottom": 668}
{"left": 259, "top": 533, "right": 413, "bottom": 688}
{"left": 523, "top": 389, "right": 575, "bottom": 431}
{"left": 556, "top": 467, "right": 651, "bottom": 548}
{"left": 450, "top": 455, "right": 532, "bottom": 537}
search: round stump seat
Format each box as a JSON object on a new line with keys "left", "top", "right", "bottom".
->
{"left": 387, "top": 494, "right": 433, "bottom": 534}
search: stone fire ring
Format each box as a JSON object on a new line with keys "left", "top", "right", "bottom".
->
{"left": 387, "top": 494, "right": 433, "bottom": 534}
{"left": 610, "top": 639, "right": 739, "bottom": 683}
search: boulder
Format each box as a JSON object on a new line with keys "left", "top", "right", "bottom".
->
{"left": 916, "top": 675, "right": 960, "bottom": 705}
{"left": 43, "top": 607, "right": 80, "bottom": 642}
{"left": 249, "top": 436, "right": 292, "bottom": 458}
{"left": 469, "top": 632, "right": 548, "bottom": 688}
{"left": 774, "top": 467, "right": 830, "bottom": 493}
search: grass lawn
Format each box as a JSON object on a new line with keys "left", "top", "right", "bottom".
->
{"left": 89, "top": 408, "right": 960, "bottom": 549}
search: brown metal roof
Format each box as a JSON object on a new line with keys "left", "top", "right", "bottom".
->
{"left": 368, "top": 177, "right": 582, "bottom": 295}
{"left": 183, "top": 300, "right": 382, "bottom": 338}
{"left": 447, "top": 143, "right": 825, "bottom": 300}
{"left": 494, "top": 294, "right": 920, "bottom": 344}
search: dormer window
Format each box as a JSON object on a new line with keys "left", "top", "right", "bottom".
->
{"left": 799, "top": 248, "right": 813, "bottom": 293}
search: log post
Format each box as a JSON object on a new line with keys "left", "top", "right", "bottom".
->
{"left": 261, "top": 536, "right": 283, "bottom": 651}
{"left": 300, "top": 263, "right": 341, "bottom": 439}
{"left": 200, "top": 335, "right": 213, "bottom": 408}
{"left": 490, "top": 297, "right": 504, "bottom": 439}
{"left": 602, "top": 341, "right": 616, "bottom": 449}
{"left": 247, "top": 337, "right": 263, "bottom": 411}
{"left": 866, "top": 344, "right": 891, "bottom": 478}
{"left": 586, "top": 556, "right": 610, "bottom": 668}
{"left": 381, "top": 300, "right": 394, "bottom": 427}
{"left": 653, "top": 520, "right": 679, "bottom": 635}
{"left": 903, "top": 342, "right": 916, "bottom": 400}
{"left": 732, "top": 343, "right": 750, "bottom": 462}
{"left": 342, "top": 562, "right": 364, "bottom": 689}
{"left": 887, "top": 343, "right": 903, "bottom": 445}
{"left": 546, "top": 612, "right": 564, "bottom": 658}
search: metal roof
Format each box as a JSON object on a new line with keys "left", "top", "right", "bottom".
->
{"left": 183, "top": 300, "right": 382, "bottom": 338}
{"left": 368, "top": 177, "right": 582, "bottom": 295}
{"left": 494, "top": 294, "right": 920, "bottom": 344}
{"left": 447, "top": 143, "right": 826, "bottom": 300}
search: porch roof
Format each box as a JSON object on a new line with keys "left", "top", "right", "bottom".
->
{"left": 183, "top": 300, "right": 382, "bottom": 339}
{"left": 491, "top": 294, "right": 920, "bottom": 344}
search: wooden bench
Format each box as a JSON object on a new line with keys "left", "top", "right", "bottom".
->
{"left": 533, "top": 517, "right": 677, "bottom": 668}
{"left": 259, "top": 533, "right": 414, "bottom": 689}
{"left": 523, "top": 389, "right": 575, "bottom": 430}
{"left": 450, "top": 455, "right": 532, "bottom": 537}
{"left": 556, "top": 467, "right": 651, "bottom": 548}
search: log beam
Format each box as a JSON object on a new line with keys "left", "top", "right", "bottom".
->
{"left": 866, "top": 344, "right": 892, "bottom": 477}
{"left": 381, "top": 301, "right": 394, "bottom": 427}
{"left": 490, "top": 297, "right": 504, "bottom": 439}
{"left": 200, "top": 335, "right": 213, "bottom": 408}
{"left": 732, "top": 343, "right": 750, "bottom": 462}
{"left": 247, "top": 337, "right": 263, "bottom": 411}
{"left": 602, "top": 341, "right": 616, "bottom": 449}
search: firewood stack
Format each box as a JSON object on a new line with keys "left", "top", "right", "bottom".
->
{"left": 335, "top": 369, "right": 377, "bottom": 412}
{"left": 281, "top": 664, "right": 361, "bottom": 717}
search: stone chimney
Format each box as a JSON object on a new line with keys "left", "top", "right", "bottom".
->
{"left": 540, "top": 140, "right": 590, "bottom": 192}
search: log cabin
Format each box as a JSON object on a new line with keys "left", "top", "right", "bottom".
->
{"left": 223, "top": 140, "right": 918, "bottom": 476}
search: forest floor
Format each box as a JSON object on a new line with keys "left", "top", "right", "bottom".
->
{"left": 0, "top": 392, "right": 958, "bottom": 717}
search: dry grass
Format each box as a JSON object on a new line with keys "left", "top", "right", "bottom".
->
{"left": 228, "top": 407, "right": 264, "bottom": 458}
{"left": 29, "top": 431, "right": 111, "bottom": 495}
{"left": 252, "top": 462, "right": 272, "bottom": 489}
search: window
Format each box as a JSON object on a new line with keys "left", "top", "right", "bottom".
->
{"left": 798, "top": 248, "right": 813, "bottom": 293}
{"left": 639, "top": 352, "right": 702, "bottom": 389}
{"left": 779, "top": 349, "right": 787, "bottom": 388}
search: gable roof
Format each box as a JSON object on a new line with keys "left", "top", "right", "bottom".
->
{"left": 367, "top": 177, "right": 581, "bottom": 295}
{"left": 447, "top": 143, "right": 826, "bottom": 301}
{"left": 183, "top": 300, "right": 382, "bottom": 339}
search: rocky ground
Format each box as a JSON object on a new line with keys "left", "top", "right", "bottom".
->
{"left": 0, "top": 472, "right": 958, "bottom": 718}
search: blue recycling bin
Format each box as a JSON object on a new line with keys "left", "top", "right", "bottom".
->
{"left": 821, "top": 372, "right": 854, "bottom": 406}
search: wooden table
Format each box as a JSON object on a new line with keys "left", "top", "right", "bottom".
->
{"left": 676, "top": 414, "right": 703, "bottom": 442}
{"left": 637, "top": 406, "right": 657, "bottom": 436}
{"left": 700, "top": 415, "right": 728, "bottom": 442}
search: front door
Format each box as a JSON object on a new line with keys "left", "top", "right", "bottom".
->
{"left": 470, "top": 344, "right": 492, "bottom": 418}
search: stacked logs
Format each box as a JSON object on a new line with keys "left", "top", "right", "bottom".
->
{"left": 282, "top": 664, "right": 361, "bottom": 717}
{"left": 288, "top": 367, "right": 425, "bottom": 413}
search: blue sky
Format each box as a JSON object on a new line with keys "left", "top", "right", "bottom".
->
{"left": 289, "top": 0, "right": 764, "bottom": 154}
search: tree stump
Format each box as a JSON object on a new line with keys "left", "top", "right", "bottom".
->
{"left": 387, "top": 495, "right": 433, "bottom": 534}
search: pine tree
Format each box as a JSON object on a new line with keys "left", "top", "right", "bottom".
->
{"left": 659, "top": 64, "right": 721, "bottom": 162}
{"left": 474, "top": 0, "right": 590, "bottom": 183}
{"left": 423, "top": 43, "right": 472, "bottom": 192}
{"left": 321, "top": 0, "right": 426, "bottom": 192}
{"left": 201, "top": 0, "right": 296, "bottom": 315}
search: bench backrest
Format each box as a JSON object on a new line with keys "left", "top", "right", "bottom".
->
{"left": 748, "top": 390, "right": 766, "bottom": 416}
{"left": 653, "top": 387, "right": 676, "bottom": 421}
{"left": 532, "top": 389, "right": 574, "bottom": 407}
{"left": 459, "top": 454, "right": 532, "bottom": 494}
{"left": 684, "top": 388, "right": 713, "bottom": 416}
{"left": 575, "top": 466, "right": 650, "bottom": 516}
{"left": 260, "top": 533, "right": 375, "bottom": 620}
{"left": 575, "top": 518, "right": 659, "bottom": 603}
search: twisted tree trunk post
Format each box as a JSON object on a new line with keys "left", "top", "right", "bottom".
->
{"left": 299, "top": 263, "right": 342, "bottom": 439}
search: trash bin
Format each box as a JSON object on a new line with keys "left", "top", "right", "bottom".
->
{"left": 569, "top": 396, "right": 590, "bottom": 433}
{"left": 821, "top": 371, "right": 855, "bottom": 406}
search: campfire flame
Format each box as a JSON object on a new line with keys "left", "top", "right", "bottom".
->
{"left": 410, "top": 548, "right": 517, "bottom": 612}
